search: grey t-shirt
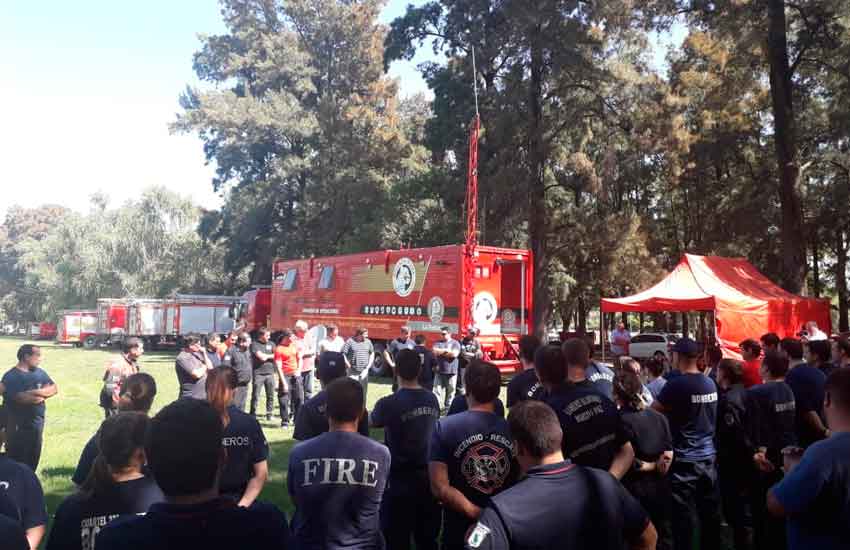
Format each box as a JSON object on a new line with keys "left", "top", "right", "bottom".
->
{"left": 433, "top": 339, "right": 462, "bottom": 375}
{"left": 175, "top": 351, "right": 207, "bottom": 399}
{"left": 342, "top": 338, "right": 374, "bottom": 373}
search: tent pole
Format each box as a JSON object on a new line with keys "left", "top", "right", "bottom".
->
{"left": 601, "top": 303, "right": 606, "bottom": 363}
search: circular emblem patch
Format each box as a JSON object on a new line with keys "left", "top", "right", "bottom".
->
{"left": 473, "top": 292, "right": 498, "bottom": 327}
{"left": 501, "top": 308, "right": 517, "bottom": 327}
{"left": 392, "top": 258, "right": 416, "bottom": 297}
{"left": 461, "top": 441, "right": 511, "bottom": 495}
{"left": 428, "top": 296, "right": 445, "bottom": 323}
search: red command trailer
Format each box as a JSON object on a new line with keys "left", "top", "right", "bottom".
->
{"left": 270, "top": 244, "right": 533, "bottom": 374}
{"left": 56, "top": 310, "right": 98, "bottom": 347}
{"left": 96, "top": 299, "right": 128, "bottom": 348}
{"left": 235, "top": 287, "right": 271, "bottom": 337}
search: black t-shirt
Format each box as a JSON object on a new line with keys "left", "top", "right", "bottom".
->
{"left": 95, "top": 498, "right": 290, "bottom": 550}
{"left": 506, "top": 368, "right": 546, "bottom": 408}
{"left": 544, "top": 381, "right": 628, "bottom": 471}
{"left": 0, "top": 454, "right": 47, "bottom": 529}
{"left": 370, "top": 388, "right": 440, "bottom": 483}
{"left": 220, "top": 406, "right": 269, "bottom": 496}
{"left": 47, "top": 476, "right": 164, "bottom": 550}
{"left": 747, "top": 381, "right": 797, "bottom": 466}
{"left": 413, "top": 345, "right": 436, "bottom": 391}
{"left": 0, "top": 511, "right": 28, "bottom": 550}
{"left": 447, "top": 395, "right": 505, "bottom": 418}
{"left": 293, "top": 391, "right": 370, "bottom": 441}
{"left": 784, "top": 364, "right": 827, "bottom": 447}
{"left": 459, "top": 337, "right": 481, "bottom": 369}
{"left": 429, "top": 410, "right": 516, "bottom": 545}
{"left": 221, "top": 348, "right": 253, "bottom": 385}
{"left": 716, "top": 385, "right": 755, "bottom": 467}
{"left": 72, "top": 433, "right": 100, "bottom": 486}
{"left": 250, "top": 340, "right": 276, "bottom": 375}
{"left": 288, "top": 431, "right": 390, "bottom": 550}
{"left": 656, "top": 372, "right": 718, "bottom": 461}
{"left": 620, "top": 407, "right": 673, "bottom": 496}
{"left": 465, "top": 461, "right": 649, "bottom": 550}
{"left": 1, "top": 367, "right": 54, "bottom": 429}
{"left": 175, "top": 351, "right": 207, "bottom": 400}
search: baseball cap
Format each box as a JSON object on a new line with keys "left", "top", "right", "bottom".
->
{"left": 317, "top": 351, "right": 347, "bottom": 383}
{"left": 671, "top": 337, "right": 699, "bottom": 355}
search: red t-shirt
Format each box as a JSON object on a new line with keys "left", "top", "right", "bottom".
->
{"left": 275, "top": 343, "right": 299, "bottom": 376}
{"left": 742, "top": 358, "right": 762, "bottom": 388}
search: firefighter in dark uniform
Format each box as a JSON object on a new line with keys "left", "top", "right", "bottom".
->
{"left": 715, "top": 358, "right": 755, "bottom": 550}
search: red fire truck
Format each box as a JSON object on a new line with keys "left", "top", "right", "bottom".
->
{"left": 232, "top": 287, "right": 271, "bottom": 337}
{"left": 269, "top": 245, "right": 532, "bottom": 374}
{"left": 96, "top": 299, "right": 129, "bottom": 348}
{"left": 56, "top": 310, "right": 98, "bottom": 347}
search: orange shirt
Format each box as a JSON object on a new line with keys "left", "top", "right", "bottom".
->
{"left": 275, "top": 343, "right": 299, "bottom": 376}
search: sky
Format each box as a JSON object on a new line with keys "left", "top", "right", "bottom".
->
{"left": 0, "top": 1, "right": 680, "bottom": 218}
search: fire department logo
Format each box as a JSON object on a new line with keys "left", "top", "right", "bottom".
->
{"left": 428, "top": 296, "right": 445, "bottom": 323}
{"left": 501, "top": 308, "right": 517, "bottom": 327}
{"left": 392, "top": 258, "right": 416, "bottom": 298}
{"left": 473, "top": 292, "right": 498, "bottom": 327}
{"left": 461, "top": 441, "right": 511, "bottom": 495}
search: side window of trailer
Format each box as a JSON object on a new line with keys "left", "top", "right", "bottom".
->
{"left": 318, "top": 266, "right": 334, "bottom": 289}
{"left": 278, "top": 268, "right": 297, "bottom": 291}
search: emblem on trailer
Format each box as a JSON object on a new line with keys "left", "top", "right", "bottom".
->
{"left": 473, "top": 292, "right": 498, "bottom": 327}
{"left": 392, "top": 258, "right": 416, "bottom": 297}
{"left": 428, "top": 296, "right": 445, "bottom": 323}
{"left": 502, "top": 309, "right": 517, "bottom": 327}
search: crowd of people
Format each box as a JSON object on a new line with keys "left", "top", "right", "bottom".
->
{"left": 1, "top": 320, "right": 850, "bottom": 550}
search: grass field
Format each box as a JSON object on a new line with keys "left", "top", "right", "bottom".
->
{"left": 0, "top": 336, "right": 401, "bottom": 522}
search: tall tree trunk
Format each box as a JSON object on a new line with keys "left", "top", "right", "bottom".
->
{"left": 529, "top": 30, "right": 550, "bottom": 339}
{"left": 766, "top": 0, "right": 806, "bottom": 293}
{"left": 577, "top": 296, "right": 587, "bottom": 334}
{"left": 837, "top": 230, "right": 849, "bottom": 332}
{"left": 812, "top": 232, "right": 821, "bottom": 297}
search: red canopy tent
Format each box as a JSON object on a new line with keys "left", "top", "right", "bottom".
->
{"left": 601, "top": 254, "right": 831, "bottom": 358}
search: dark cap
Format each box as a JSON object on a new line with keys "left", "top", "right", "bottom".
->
{"left": 317, "top": 351, "right": 347, "bottom": 383}
{"left": 671, "top": 337, "right": 699, "bottom": 355}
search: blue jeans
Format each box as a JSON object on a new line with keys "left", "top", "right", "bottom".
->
{"left": 301, "top": 369, "right": 315, "bottom": 400}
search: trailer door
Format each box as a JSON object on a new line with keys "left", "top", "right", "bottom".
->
{"left": 499, "top": 259, "right": 528, "bottom": 335}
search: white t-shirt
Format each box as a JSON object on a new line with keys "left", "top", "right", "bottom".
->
{"left": 318, "top": 336, "right": 345, "bottom": 354}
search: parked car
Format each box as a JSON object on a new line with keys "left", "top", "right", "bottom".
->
{"left": 628, "top": 333, "right": 679, "bottom": 360}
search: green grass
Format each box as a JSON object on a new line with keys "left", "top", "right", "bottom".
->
{"left": 1, "top": 335, "right": 514, "bottom": 548}
{"left": 0, "top": 336, "right": 398, "bottom": 519}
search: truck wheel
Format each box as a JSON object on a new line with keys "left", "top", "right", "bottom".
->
{"left": 83, "top": 335, "right": 97, "bottom": 349}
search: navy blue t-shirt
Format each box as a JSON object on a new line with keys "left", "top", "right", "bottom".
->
{"left": 72, "top": 432, "right": 100, "bottom": 486}
{"left": 47, "top": 476, "right": 164, "bottom": 550}
{"left": 220, "top": 406, "right": 269, "bottom": 497}
{"left": 784, "top": 364, "right": 826, "bottom": 447}
{"left": 370, "top": 388, "right": 440, "bottom": 481}
{"left": 288, "top": 431, "right": 390, "bottom": 550}
{"left": 429, "top": 410, "right": 515, "bottom": 546}
{"left": 448, "top": 395, "right": 505, "bottom": 418}
{"left": 0, "top": 511, "right": 28, "bottom": 550}
{"left": 2, "top": 367, "right": 54, "bottom": 428}
{"left": 772, "top": 432, "right": 850, "bottom": 550}
{"left": 544, "top": 381, "right": 628, "bottom": 470}
{"left": 0, "top": 454, "right": 47, "bottom": 530}
{"left": 465, "top": 461, "right": 649, "bottom": 550}
{"left": 293, "top": 391, "right": 370, "bottom": 441}
{"left": 95, "top": 498, "right": 289, "bottom": 550}
{"left": 586, "top": 362, "right": 615, "bottom": 400}
{"left": 413, "top": 345, "right": 436, "bottom": 390}
{"left": 656, "top": 373, "right": 718, "bottom": 460}
{"left": 205, "top": 349, "right": 222, "bottom": 369}
{"left": 506, "top": 368, "right": 546, "bottom": 408}
{"left": 746, "top": 381, "right": 797, "bottom": 465}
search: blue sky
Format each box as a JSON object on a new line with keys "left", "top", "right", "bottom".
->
{"left": 0, "top": 1, "right": 679, "bottom": 217}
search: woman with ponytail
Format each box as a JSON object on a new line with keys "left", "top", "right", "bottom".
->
{"left": 614, "top": 369, "right": 674, "bottom": 550}
{"left": 72, "top": 373, "right": 157, "bottom": 487}
{"left": 206, "top": 367, "right": 269, "bottom": 507}
{"left": 47, "top": 412, "right": 164, "bottom": 550}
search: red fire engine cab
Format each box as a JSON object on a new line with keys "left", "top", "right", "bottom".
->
{"left": 270, "top": 244, "right": 532, "bottom": 374}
